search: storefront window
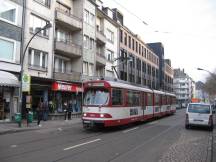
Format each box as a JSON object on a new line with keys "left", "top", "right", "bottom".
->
{"left": 84, "top": 89, "right": 109, "bottom": 106}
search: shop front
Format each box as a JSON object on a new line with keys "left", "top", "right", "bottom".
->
{"left": 50, "top": 82, "right": 83, "bottom": 119}
{"left": 0, "top": 71, "right": 19, "bottom": 122}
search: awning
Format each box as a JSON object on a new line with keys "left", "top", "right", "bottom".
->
{"left": 0, "top": 71, "right": 20, "bottom": 87}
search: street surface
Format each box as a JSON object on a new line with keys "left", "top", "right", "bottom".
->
{"left": 0, "top": 109, "right": 212, "bottom": 162}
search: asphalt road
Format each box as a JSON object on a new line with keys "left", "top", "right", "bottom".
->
{"left": 0, "top": 109, "right": 212, "bottom": 162}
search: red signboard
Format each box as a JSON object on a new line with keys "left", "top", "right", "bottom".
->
{"left": 52, "top": 82, "right": 83, "bottom": 92}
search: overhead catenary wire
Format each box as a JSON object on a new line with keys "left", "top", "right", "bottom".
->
{"left": 109, "top": 0, "right": 216, "bottom": 39}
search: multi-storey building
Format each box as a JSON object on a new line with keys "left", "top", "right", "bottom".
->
{"left": 164, "top": 59, "right": 174, "bottom": 92}
{"left": 173, "top": 68, "right": 194, "bottom": 107}
{"left": 95, "top": 0, "right": 119, "bottom": 79}
{"left": 23, "top": 0, "right": 85, "bottom": 115}
{"left": 112, "top": 9, "right": 160, "bottom": 89}
{"left": 0, "top": 0, "right": 24, "bottom": 121}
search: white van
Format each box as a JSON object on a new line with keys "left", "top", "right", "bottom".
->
{"left": 185, "top": 103, "right": 213, "bottom": 131}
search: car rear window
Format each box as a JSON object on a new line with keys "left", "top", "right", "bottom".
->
{"left": 188, "top": 104, "right": 210, "bottom": 114}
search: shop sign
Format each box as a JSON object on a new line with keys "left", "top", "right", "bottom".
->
{"left": 52, "top": 82, "right": 82, "bottom": 92}
{"left": 22, "top": 74, "right": 31, "bottom": 92}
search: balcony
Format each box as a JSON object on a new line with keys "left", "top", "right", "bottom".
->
{"left": 96, "top": 30, "right": 106, "bottom": 45}
{"left": 53, "top": 70, "right": 81, "bottom": 82}
{"left": 55, "top": 40, "right": 82, "bottom": 58}
{"left": 55, "top": 8, "right": 82, "bottom": 31}
{"left": 96, "top": 53, "right": 106, "bottom": 66}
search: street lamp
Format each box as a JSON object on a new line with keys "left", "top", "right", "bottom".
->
{"left": 19, "top": 22, "right": 52, "bottom": 121}
{"left": 197, "top": 68, "right": 216, "bottom": 80}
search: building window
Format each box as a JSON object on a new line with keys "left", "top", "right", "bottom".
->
{"left": 83, "top": 62, "right": 88, "bottom": 75}
{"left": 0, "top": 0, "right": 17, "bottom": 24}
{"left": 56, "top": 29, "right": 71, "bottom": 43}
{"left": 28, "top": 48, "right": 48, "bottom": 69}
{"left": 106, "top": 50, "right": 114, "bottom": 62}
{"left": 89, "top": 63, "right": 94, "bottom": 76}
{"left": 120, "top": 30, "right": 123, "bottom": 43}
{"left": 128, "top": 36, "right": 131, "bottom": 48}
{"left": 89, "top": 13, "right": 95, "bottom": 26}
{"left": 30, "top": 14, "right": 50, "bottom": 37}
{"left": 84, "top": 35, "right": 89, "bottom": 49}
{"left": 0, "top": 37, "right": 15, "bottom": 62}
{"left": 132, "top": 39, "right": 134, "bottom": 50}
{"left": 54, "top": 57, "right": 67, "bottom": 73}
{"left": 124, "top": 33, "right": 127, "bottom": 46}
{"left": 135, "top": 41, "right": 138, "bottom": 52}
{"left": 34, "top": 0, "right": 51, "bottom": 8}
{"left": 89, "top": 38, "right": 94, "bottom": 50}
{"left": 84, "top": 10, "right": 89, "bottom": 23}
{"left": 139, "top": 44, "right": 141, "bottom": 54}
{"left": 107, "top": 29, "right": 114, "bottom": 43}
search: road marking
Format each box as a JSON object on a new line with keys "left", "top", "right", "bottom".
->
{"left": 10, "top": 145, "right": 17, "bottom": 148}
{"left": 123, "top": 127, "right": 139, "bottom": 133}
{"left": 63, "top": 139, "right": 101, "bottom": 151}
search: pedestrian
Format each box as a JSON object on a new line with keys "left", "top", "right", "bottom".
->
{"left": 37, "top": 99, "right": 43, "bottom": 127}
{"left": 63, "top": 101, "right": 68, "bottom": 120}
{"left": 68, "top": 100, "right": 73, "bottom": 120}
{"left": 43, "top": 101, "right": 49, "bottom": 121}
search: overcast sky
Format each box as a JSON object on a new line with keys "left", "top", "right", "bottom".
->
{"left": 103, "top": 0, "right": 216, "bottom": 82}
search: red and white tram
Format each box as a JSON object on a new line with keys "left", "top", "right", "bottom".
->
{"left": 82, "top": 80, "right": 176, "bottom": 128}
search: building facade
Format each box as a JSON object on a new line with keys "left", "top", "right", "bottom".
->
{"left": 173, "top": 69, "right": 195, "bottom": 108}
{"left": 112, "top": 9, "right": 160, "bottom": 89}
{"left": 0, "top": 0, "right": 24, "bottom": 121}
{"left": 95, "top": 0, "right": 119, "bottom": 79}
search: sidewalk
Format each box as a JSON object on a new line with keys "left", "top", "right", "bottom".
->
{"left": 212, "top": 115, "right": 216, "bottom": 162}
{"left": 0, "top": 117, "right": 82, "bottom": 135}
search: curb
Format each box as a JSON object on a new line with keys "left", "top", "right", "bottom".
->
{"left": 0, "top": 127, "right": 39, "bottom": 135}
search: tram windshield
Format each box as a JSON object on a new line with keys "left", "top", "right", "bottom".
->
{"left": 84, "top": 89, "right": 109, "bottom": 106}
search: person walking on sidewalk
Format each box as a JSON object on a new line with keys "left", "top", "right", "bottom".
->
{"left": 37, "top": 99, "right": 44, "bottom": 127}
{"left": 43, "top": 101, "right": 49, "bottom": 121}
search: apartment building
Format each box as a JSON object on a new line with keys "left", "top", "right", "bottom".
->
{"left": 173, "top": 68, "right": 195, "bottom": 107}
{"left": 0, "top": 0, "right": 24, "bottom": 121}
{"left": 82, "top": 0, "right": 96, "bottom": 80}
{"left": 112, "top": 9, "right": 159, "bottom": 89}
{"left": 95, "top": 0, "right": 119, "bottom": 79}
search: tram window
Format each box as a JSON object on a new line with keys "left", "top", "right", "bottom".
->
{"left": 127, "top": 91, "right": 140, "bottom": 106}
{"left": 162, "top": 96, "right": 167, "bottom": 105}
{"left": 128, "top": 91, "right": 133, "bottom": 106}
{"left": 147, "top": 93, "right": 153, "bottom": 106}
{"left": 155, "top": 94, "right": 160, "bottom": 105}
{"left": 112, "top": 89, "right": 123, "bottom": 106}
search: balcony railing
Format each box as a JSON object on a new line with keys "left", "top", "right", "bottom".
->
{"left": 96, "top": 53, "right": 106, "bottom": 66}
{"left": 53, "top": 69, "right": 81, "bottom": 81}
{"left": 55, "top": 7, "right": 82, "bottom": 30}
{"left": 55, "top": 39, "right": 82, "bottom": 57}
{"left": 96, "top": 29, "right": 106, "bottom": 44}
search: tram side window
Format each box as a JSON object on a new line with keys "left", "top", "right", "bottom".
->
{"left": 127, "top": 91, "right": 140, "bottom": 106}
{"left": 162, "top": 95, "right": 167, "bottom": 105}
{"left": 155, "top": 94, "right": 160, "bottom": 105}
{"left": 112, "top": 89, "right": 123, "bottom": 106}
{"left": 147, "top": 93, "right": 153, "bottom": 106}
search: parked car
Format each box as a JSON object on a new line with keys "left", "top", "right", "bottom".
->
{"left": 185, "top": 103, "right": 213, "bottom": 131}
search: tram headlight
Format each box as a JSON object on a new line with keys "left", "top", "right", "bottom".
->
{"left": 100, "top": 114, "right": 104, "bottom": 118}
{"left": 83, "top": 113, "right": 87, "bottom": 117}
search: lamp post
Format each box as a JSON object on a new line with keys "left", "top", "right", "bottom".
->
{"left": 197, "top": 68, "right": 216, "bottom": 80}
{"left": 19, "top": 23, "right": 52, "bottom": 122}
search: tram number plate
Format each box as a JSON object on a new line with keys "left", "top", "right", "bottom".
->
{"left": 130, "top": 109, "right": 138, "bottom": 116}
